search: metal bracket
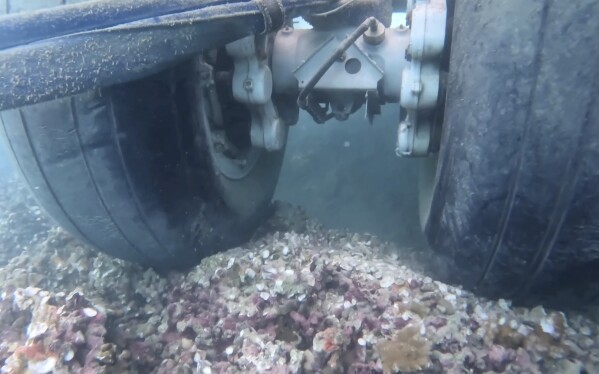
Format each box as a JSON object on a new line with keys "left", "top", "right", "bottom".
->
{"left": 271, "top": 19, "right": 411, "bottom": 124}
{"left": 226, "top": 35, "right": 286, "bottom": 151}
{"left": 294, "top": 36, "right": 384, "bottom": 91}
{"left": 397, "top": 0, "right": 446, "bottom": 157}
{"left": 396, "top": 114, "right": 432, "bottom": 156}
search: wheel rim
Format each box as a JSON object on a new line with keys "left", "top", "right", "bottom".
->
{"left": 195, "top": 56, "right": 286, "bottom": 220}
{"left": 198, "top": 57, "right": 263, "bottom": 181}
{"left": 211, "top": 144, "right": 262, "bottom": 181}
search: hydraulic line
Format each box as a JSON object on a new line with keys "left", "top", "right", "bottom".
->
{"left": 0, "top": 0, "right": 333, "bottom": 111}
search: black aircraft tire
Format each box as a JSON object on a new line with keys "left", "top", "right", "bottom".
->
{"left": 421, "top": 0, "right": 599, "bottom": 305}
{"left": 0, "top": 58, "right": 285, "bottom": 270}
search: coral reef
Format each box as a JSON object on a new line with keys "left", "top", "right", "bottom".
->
{"left": 0, "top": 183, "right": 598, "bottom": 373}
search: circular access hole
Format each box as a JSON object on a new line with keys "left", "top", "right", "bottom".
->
{"left": 345, "top": 58, "right": 362, "bottom": 74}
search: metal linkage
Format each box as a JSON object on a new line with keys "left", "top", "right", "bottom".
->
{"left": 271, "top": 17, "right": 410, "bottom": 124}
{"left": 226, "top": 35, "right": 287, "bottom": 151}
{"left": 226, "top": 0, "right": 447, "bottom": 156}
{"left": 296, "top": 17, "right": 379, "bottom": 123}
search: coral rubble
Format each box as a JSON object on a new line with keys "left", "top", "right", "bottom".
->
{"left": 0, "top": 189, "right": 597, "bottom": 373}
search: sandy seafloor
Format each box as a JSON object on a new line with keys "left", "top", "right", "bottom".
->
{"left": 0, "top": 179, "right": 598, "bottom": 374}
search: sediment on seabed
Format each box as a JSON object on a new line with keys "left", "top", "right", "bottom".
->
{"left": 0, "top": 179, "right": 597, "bottom": 374}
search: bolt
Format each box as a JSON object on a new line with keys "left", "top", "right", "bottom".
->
{"left": 281, "top": 26, "right": 293, "bottom": 34}
{"left": 243, "top": 79, "right": 253, "bottom": 92}
{"left": 338, "top": 53, "right": 346, "bottom": 62}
